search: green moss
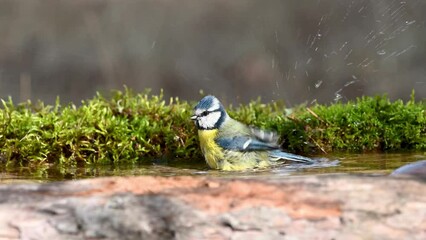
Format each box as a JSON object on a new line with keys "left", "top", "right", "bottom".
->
{"left": 0, "top": 89, "right": 199, "bottom": 166}
{"left": 278, "top": 93, "right": 426, "bottom": 152}
{"left": 0, "top": 89, "right": 425, "bottom": 167}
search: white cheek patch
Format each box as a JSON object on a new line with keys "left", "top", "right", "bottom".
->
{"left": 198, "top": 111, "right": 221, "bottom": 129}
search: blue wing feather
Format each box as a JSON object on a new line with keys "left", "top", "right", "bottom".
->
{"left": 268, "top": 150, "right": 314, "bottom": 163}
{"left": 216, "top": 136, "right": 278, "bottom": 151}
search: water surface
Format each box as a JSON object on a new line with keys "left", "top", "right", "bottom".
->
{"left": 0, "top": 153, "right": 424, "bottom": 183}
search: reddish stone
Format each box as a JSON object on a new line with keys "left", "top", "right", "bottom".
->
{"left": 0, "top": 175, "right": 425, "bottom": 239}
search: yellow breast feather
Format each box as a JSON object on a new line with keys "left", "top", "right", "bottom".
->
{"left": 198, "top": 129, "right": 224, "bottom": 169}
{"left": 198, "top": 129, "right": 271, "bottom": 171}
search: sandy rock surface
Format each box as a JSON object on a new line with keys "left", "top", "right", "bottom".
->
{"left": 0, "top": 175, "right": 425, "bottom": 240}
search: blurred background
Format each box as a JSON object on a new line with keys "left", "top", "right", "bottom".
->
{"left": 0, "top": 0, "right": 425, "bottom": 106}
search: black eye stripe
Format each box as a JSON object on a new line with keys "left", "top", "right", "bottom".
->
{"left": 199, "top": 109, "right": 220, "bottom": 117}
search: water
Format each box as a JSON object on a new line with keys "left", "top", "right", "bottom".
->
{"left": 0, "top": 153, "right": 424, "bottom": 183}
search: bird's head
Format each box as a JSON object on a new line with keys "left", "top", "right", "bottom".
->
{"left": 191, "top": 95, "right": 228, "bottom": 130}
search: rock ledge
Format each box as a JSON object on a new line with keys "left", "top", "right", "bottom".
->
{"left": 0, "top": 175, "right": 425, "bottom": 239}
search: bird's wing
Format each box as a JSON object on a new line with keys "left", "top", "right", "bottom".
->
{"left": 249, "top": 127, "right": 280, "bottom": 144}
{"left": 216, "top": 136, "right": 279, "bottom": 151}
{"left": 268, "top": 150, "right": 314, "bottom": 163}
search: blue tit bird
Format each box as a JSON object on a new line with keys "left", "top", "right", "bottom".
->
{"left": 191, "top": 95, "right": 314, "bottom": 171}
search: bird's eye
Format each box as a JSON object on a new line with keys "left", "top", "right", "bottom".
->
{"left": 201, "top": 111, "right": 209, "bottom": 116}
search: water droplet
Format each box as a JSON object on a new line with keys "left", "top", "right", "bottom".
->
{"left": 334, "top": 93, "right": 342, "bottom": 102}
{"left": 377, "top": 50, "right": 386, "bottom": 55}
{"left": 345, "top": 80, "right": 356, "bottom": 87}
{"left": 315, "top": 80, "right": 323, "bottom": 88}
{"left": 406, "top": 20, "right": 416, "bottom": 25}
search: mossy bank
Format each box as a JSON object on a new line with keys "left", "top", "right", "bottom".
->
{"left": 0, "top": 89, "right": 425, "bottom": 166}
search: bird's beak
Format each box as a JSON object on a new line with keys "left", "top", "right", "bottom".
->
{"left": 190, "top": 115, "right": 197, "bottom": 121}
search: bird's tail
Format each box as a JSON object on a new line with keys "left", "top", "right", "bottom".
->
{"left": 269, "top": 150, "right": 314, "bottom": 164}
